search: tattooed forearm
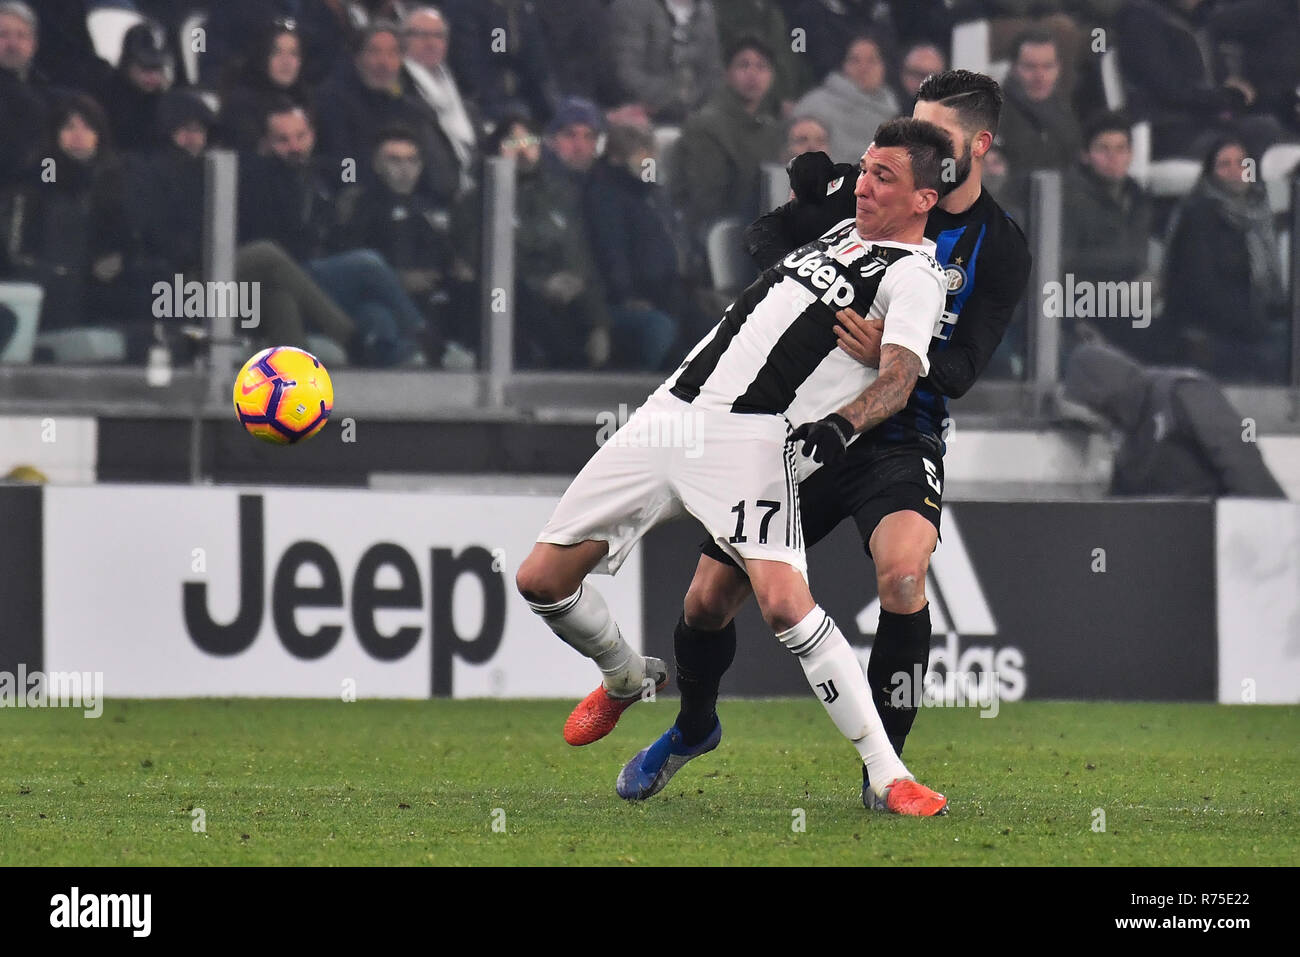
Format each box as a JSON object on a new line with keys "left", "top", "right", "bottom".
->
{"left": 836, "top": 344, "right": 922, "bottom": 433}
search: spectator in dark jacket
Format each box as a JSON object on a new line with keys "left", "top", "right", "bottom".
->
{"left": 26, "top": 0, "right": 110, "bottom": 93}
{"left": 1114, "top": 0, "right": 1265, "bottom": 158}
{"left": 0, "top": 93, "right": 130, "bottom": 336}
{"left": 201, "top": 0, "right": 346, "bottom": 87}
{"left": 104, "top": 21, "right": 175, "bottom": 155}
{"left": 315, "top": 20, "right": 460, "bottom": 202}
{"left": 674, "top": 36, "right": 783, "bottom": 249}
{"left": 239, "top": 100, "right": 434, "bottom": 366}
{"left": 488, "top": 113, "right": 609, "bottom": 369}
{"left": 1064, "top": 339, "right": 1286, "bottom": 498}
{"left": 1062, "top": 111, "right": 1154, "bottom": 357}
{"left": 1161, "top": 136, "right": 1288, "bottom": 383}
{"left": 0, "top": 1, "right": 50, "bottom": 186}
{"left": 442, "top": 0, "right": 558, "bottom": 124}
{"left": 713, "top": 0, "right": 807, "bottom": 110}
{"left": 217, "top": 20, "right": 316, "bottom": 153}
{"left": 996, "top": 30, "right": 1081, "bottom": 209}
{"left": 608, "top": 0, "right": 724, "bottom": 124}
{"left": 400, "top": 6, "right": 480, "bottom": 194}
{"left": 584, "top": 123, "right": 685, "bottom": 370}
{"left": 536, "top": 0, "right": 616, "bottom": 106}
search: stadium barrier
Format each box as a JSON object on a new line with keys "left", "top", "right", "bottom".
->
{"left": 0, "top": 486, "right": 1295, "bottom": 703}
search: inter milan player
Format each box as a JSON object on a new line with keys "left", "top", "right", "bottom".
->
{"left": 605, "top": 71, "right": 1032, "bottom": 807}
{"left": 516, "top": 119, "right": 956, "bottom": 814}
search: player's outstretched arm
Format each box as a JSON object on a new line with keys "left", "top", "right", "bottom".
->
{"left": 788, "top": 345, "right": 923, "bottom": 465}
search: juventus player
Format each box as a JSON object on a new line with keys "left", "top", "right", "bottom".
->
{"left": 516, "top": 118, "right": 954, "bottom": 815}
{"left": 612, "top": 70, "right": 1033, "bottom": 810}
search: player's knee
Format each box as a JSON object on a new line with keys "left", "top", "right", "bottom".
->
{"left": 752, "top": 586, "right": 808, "bottom": 635}
{"left": 876, "top": 558, "right": 929, "bottom": 612}
{"left": 683, "top": 573, "right": 746, "bottom": 631}
{"left": 515, "top": 552, "right": 564, "bottom": 605}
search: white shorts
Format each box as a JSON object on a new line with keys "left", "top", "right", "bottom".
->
{"left": 538, "top": 390, "right": 806, "bottom": 577}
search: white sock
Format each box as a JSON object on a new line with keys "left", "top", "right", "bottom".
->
{"left": 527, "top": 583, "right": 644, "bottom": 696}
{"left": 777, "top": 606, "right": 909, "bottom": 791}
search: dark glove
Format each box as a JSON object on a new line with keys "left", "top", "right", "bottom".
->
{"left": 787, "top": 150, "right": 837, "bottom": 205}
{"left": 788, "top": 413, "right": 855, "bottom": 466}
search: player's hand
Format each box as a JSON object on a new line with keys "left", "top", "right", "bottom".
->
{"left": 835, "top": 308, "right": 883, "bottom": 368}
{"left": 788, "top": 413, "right": 855, "bottom": 466}
{"left": 787, "top": 151, "right": 836, "bottom": 204}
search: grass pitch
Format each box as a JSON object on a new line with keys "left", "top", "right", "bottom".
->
{"left": 2, "top": 698, "right": 1296, "bottom": 866}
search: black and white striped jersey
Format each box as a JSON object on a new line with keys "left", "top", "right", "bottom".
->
{"left": 666, "top": 218, "right": 946, "bottom": 424}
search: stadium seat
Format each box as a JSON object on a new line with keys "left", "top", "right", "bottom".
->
{"left": 951, "top": 20, "right": 991, "bottom": 73}
{"left": 652, "top": 126, "right": 681, "bottom": 192}
{"left": 1129, "top": 121, "right": 1200, "bottom": 197}
{"left": 0, "top": 282, "right": 42, "bottom": 363}
{"left": 705, "top": 217, "right": 751, "bottom": 294}
{"left": 305, "top": 334, "right": 347, "bottom": 368}
{"left": 1099, "top": 48, "right": 1125, "bottom": 111}
{"left": 35, "top": 328, "right": 127, "bottom": 363}
{"left": 86, "top": 7, "right": 147, "bottom": 68}
{"left": 1280, "top": 230, "right": 1291, "bottom": 290}
{"left": 178, "top": 11, "right": 208, "bottom": 87}
{"left": 1261, "top": 143, "right": 1300, "bottom": 215}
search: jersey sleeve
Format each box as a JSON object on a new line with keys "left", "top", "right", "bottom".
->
{"left": 878, "top": 254, "right": 946, "bottom": 378}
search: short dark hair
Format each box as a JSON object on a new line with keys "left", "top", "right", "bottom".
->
{"left": 1082, "top": 110, "right": 1131, "bottom": 148}
{"left": 262, "top": 94, "right": 313, "bottom": 134}
{"left": 871, "top": 116, "right": 955, "bottom": 196}
{"left": 915, "top": 69, "right": 1003, "bottom": 137}
{"left": 1010, "top": 29, "right": 1058, "bottom": 64}
{"left": 373, "top": 125, "right": 422, "bottom": 155}
{"left": 724, "top": 34, "right": 774, "bottom": 69}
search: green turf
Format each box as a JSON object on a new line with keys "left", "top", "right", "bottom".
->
{"left": 1, "top": 698, "right": 1297, "bottom": 865}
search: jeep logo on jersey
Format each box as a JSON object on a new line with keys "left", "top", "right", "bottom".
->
{"left": 854, "top": 508, "right": 1026, "bottom": 702}
{"left": 780, "top": 248, "right": 858, "bottom": 308}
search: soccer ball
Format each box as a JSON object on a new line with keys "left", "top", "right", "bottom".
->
{"left": 233, "top": 346, "right": 334, "bottom": 445}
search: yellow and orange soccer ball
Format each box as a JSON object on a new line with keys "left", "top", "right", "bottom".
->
{"left": 232, "top": 346, "right": 334, "bottom": 445}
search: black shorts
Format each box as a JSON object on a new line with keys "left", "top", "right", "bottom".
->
{"left": 701, "top": 436, "right": 944, "bottom": 567}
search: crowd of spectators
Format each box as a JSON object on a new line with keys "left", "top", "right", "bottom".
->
{"left": 0, "top": 0, "right": 1297, "bottom": 381}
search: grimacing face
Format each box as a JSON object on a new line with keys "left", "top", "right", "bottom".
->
{"left": 854, "top": 142, "right": 932, "bottom": 239}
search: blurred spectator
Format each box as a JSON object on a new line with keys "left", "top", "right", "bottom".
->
{"left": 316, "top": 21, "right": 459, "bottom": 202}
{"left": 792, "top": 31, "right": 897, "bottom": 164}
{"left": 713, "top": 0, "right": 807, "bottom": 111}
{"left": 218, "top": 21, "right": 316, "bottom": 153}
{"left": 239, "top": 101, "right": 433, "bottom": 366}
{"left": 674, "top": 36, "right": 782, "bottom": 246}
{"left": 0, "top": 93, "right": 129, "bottom": 336}
{"left": 337, "top": 126, "right": 477, "bottom": 368}
{"left": 1114, "top": 0, "right": 1267, "bottom": 158}
{"left": 27, "top": 0, "right": 110, "bottom": 93}
{"left": 1206, "top": 0, "right": 1300, "bottom": 139}
{"left": 783, "top": 114, "right": 830, "bottom": 163}
{"left": 105, "top": 21, "right": 175, "bottom": 154}
{"left": 1064, "top": 339, "right": 1287, "bottom": 498}
{"left": 1062, "top": 111, "right": 1154, "bottom": 358}
{"left": 0, "top": 1, "right": 48, "bottom": 185}
{"left": 400, "top": 6, "right": 479, "bottom": 195}
{"left": 201, "top": 0, "right": 347, "bottom": 87}
{"left": 778, "top": 0, "right": 881, "bottom": 89}
{"left": 442, "top": 0, "right": 558, "bottom": 124}
{"left": 584, "top": 123, "right": 685, "bottom": 370}
{"left": 608, "top": 0, "right": 724, "bottom": 124}
{"left": 996, "top": 30, "right": 1081, "bottom": 208}
{"left": 895, "top": 41, "right": 944, "bottom": 103}
{"left": 537, "top": 0, "right": 617, "bottom": 106}
{"left": 489, "top": 114, "right": 609, "bottom": 369}
{"left": 1161, "top": 136, "right": 1288, "bottom": 383}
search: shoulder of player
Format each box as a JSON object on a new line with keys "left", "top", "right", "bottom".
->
{"left": 877, "top": 243, "right": 945, "bottom": 278}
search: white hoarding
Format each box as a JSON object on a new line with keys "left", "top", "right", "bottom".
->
{"left": 43, "top": 486, "right": 642, "bottom": 698}
{"left": 1216, "top": 499, "right": 1300, "bottom": 704}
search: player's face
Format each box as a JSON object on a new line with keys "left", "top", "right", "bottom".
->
{"left": 912, "top": 100, "right": 974, "bottom": 188}
{"left": 267, "top": 33, "right": 302, "bottom": 88}
{"left": 1086, "top": 130, "right": 1132, "bottom": 182}
{"left": 357, "top": 31, "right": 403, "bottom": 90}
{"left": 0, "top": 13, "right": 36, "bottom": 72}
{"left": 854, "top": 143, "right": 926, "bottom": 238}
